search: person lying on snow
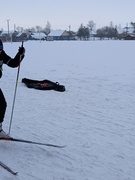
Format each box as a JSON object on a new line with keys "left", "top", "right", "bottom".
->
{"left": 0, "top": 39, "right": 25, "bottom": 138}
{"left": 22, "top": 78, "right": 66, "bottom": 92}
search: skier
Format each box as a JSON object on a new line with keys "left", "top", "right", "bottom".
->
{"left": 0, "top": 39, "right": 25, "bottom": 138}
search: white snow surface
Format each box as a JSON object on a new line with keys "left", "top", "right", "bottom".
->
{"left": 0, "top": 40, "right": 135, "bottom": 180}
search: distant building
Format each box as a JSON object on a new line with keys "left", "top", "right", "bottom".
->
{"left": 0, "top": 31, "right": 9, "bottom": 41}
{"left": 123, "top": 34, "right": 135, "bottom": 40}
{"left": 47, "top": 30, "right": 76, "bottom": 41}
{"left": 117, "top": 26, "right": 135, "bottom": 40}
{"left": 14, "top": 32, "right": 28, "bottom": 42}
{"left": 0, "top": 31, "right": 28, "bottom": 42}
{"left": 30, "top": 32, "right": 46, "bottom": 40}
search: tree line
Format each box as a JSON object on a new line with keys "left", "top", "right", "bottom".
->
{"left": 2, "top": 20, "right": 135, "bottom": 40}
{"left": 77, "top": 21, "right": 135, "bottom": 40}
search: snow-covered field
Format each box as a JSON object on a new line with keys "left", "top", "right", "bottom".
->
{"left": 0, "top": 40, "right": 135, "bottom": 180}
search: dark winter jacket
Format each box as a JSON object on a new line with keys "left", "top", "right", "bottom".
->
{"left": 0, "top": 50, "right": 24, "bottom": 78}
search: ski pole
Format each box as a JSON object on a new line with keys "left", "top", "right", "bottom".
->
{"left": 8, "top": 42, "right": 24, "bottom": 135}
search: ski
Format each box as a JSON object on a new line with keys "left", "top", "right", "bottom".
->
{"left": 0, "top": 160, "right": 18, "bottom": 175}
{"left": 0, "top": 137, "right": 66, "bottom": 148}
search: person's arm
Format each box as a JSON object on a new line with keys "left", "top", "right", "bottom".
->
{"left": 2, "top": 47, "right": 25, "bottom": 68}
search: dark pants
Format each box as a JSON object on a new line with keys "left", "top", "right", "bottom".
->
{"left": 0, "top": 88, "right": 7, "bottom": 123}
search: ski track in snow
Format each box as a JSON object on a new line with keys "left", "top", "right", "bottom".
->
{"left": 0, "top": 41, "right": 135, "bottom": 180}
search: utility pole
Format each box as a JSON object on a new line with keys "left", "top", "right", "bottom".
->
{"left": 69, "top": 25, "right": 71, "bottom": 32}
{"left": 6, "top": 19, "right": 10, "bottom": 40}
{"left": 14, "top": 24, "right": 16, "bottom": 32}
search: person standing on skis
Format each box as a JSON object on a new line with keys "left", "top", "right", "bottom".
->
{"left": 0, "top": 39, "right": 25, "bottom": 138}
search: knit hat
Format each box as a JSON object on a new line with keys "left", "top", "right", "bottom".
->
{"left": 0, "top": 39, "right": 3, "bottom": 50}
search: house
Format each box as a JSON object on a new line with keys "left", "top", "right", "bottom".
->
{"left": 0, "top": 31, "right": 28, "bottom": 42}
{"left": 15, "top": 32, "right": 28, "bottom": 42}
{"left": 0, "top": 31, "right": 9, "bottom": 41}
{"left": 124, "top": 34, "right": 135, "bottom": 40}
{"left": 30, "top": 32, "right": 46, "bottom": 40}
{"left": 117, "top": 33, "right": 135, "bottom": 40}
{"left": 47, "top": 30, "right": 73, "bottom": 41}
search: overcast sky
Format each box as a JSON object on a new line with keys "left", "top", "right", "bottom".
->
{"left": 0, "top": 0, "right": 135, "bottom": 31}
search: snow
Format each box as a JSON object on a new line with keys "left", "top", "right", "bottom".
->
{"left": 0, "top": 40, "right": 135, "bottom": 180}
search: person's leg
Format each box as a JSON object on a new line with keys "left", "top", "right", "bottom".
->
{"left": 0, "top": 89, "right": 10, "bottom": 137}
{"left": 0, "top": 88, "right": 7, "bottom": 131}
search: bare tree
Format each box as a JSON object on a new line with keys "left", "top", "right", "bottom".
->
{"left": 87, "top": 20, "right": 96, "bottom": 37}
{"left": 77, "top": 24, "right": 90, "bottom": 40}
{"left": 35, "top": 25, "right": 42, "bottom": 32}
{"left": 130, "top": 22, "right": 135, "bottom": 33}
{"left": 16, "top": 26, "right": 21, "bottom": 33}
{"left": 109, "top": 21, "right": 113, "bottom": 28}
{"left": 44, "top": 21, "right": 51, "bottom": 35}
{"left": 96, "top": 26, "right": 118, "bottom": 40}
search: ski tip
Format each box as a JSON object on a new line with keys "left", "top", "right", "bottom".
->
{"left": 60, "top": 145, "right": 66, "bottom": 148}
{"left": 13, "top": 172, "right": 18, "bottom": 175}
{"left": 47, "top": 144, "right": 66, "bottom": 148}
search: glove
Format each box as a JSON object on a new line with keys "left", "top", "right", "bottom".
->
{"left": 18, "top": 47, "right": 25, "bottom": 55}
